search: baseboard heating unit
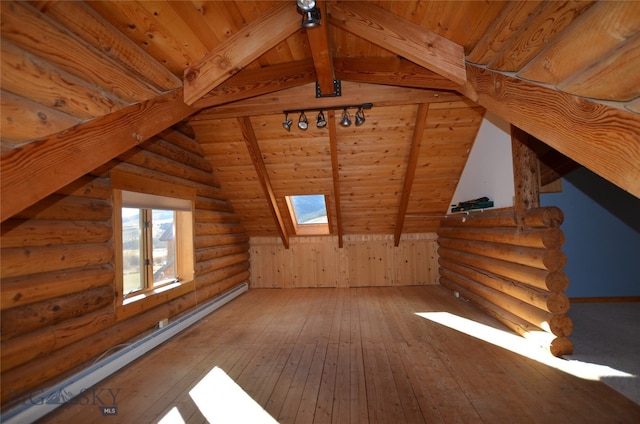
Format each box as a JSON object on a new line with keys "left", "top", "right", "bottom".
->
{"left": 1, "top": 282, "right": 249, "bottom": 424}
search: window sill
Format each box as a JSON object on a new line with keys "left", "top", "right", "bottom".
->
{"left": 117, "top": 279, "right": 195, "bottom": 321}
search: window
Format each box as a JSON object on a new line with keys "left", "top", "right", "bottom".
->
{"left": 112, "top": 172, "right": 195, "bottom": 318}
{"left": 285, "top": 194, "right": 330, "bottom": 235}
{"left": 121, "top": 205, "right": 179, "bottom": 293}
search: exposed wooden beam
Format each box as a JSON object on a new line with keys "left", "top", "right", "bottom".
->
{"left": 183, "top": 3, "right": 301, "bottom": 105}
{"left": 190, "top": 81, "right": 465, "bottom": 120}
{"left": 327, "top": 110, "right": 343, "bottom": 248}
{"left": 511, "top": 125, "right": 540, "bottom": 230}
{"left": 467, "top": 65, "right": 640, "bottom": 199}
{"left": 0, "top": 89, "right": 196, "bottom": 222}
{"left": 236, "top": 116, "right": 290, "bottom": 249}
{"left": 193, "top": 60, "right": 317, "bottom": 109}
{"left": 327, "top": 2, "right": 466, "bottom": 85}
{"left": 394, "top": 104, "right": 429, "bottom": 247}
{"left": 305, "top": 0, "right": 336, "bottom": 96}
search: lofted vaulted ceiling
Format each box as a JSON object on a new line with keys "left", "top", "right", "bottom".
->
{"left": 1, "top": 1, "right": 639, "bottom": 246}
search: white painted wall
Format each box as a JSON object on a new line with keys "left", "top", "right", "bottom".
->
{"left": 449, "top": 111, "right": 514, "bottom": 213}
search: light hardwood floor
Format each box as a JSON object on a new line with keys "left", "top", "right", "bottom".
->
{"left": 41, "top": 286, "right": 640, "bottom": 423}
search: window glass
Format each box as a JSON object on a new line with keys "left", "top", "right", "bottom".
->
{"left": 122, "top": 207, "right": 143, "bottom": 294}
{"left": 151, "top": 209, "right": 176, "bottom": 286}
{"left": 290, "top": 195, "right": 328, "bottom": 224}
{"left": 121, "top": 207, "right": 180, "bottom": 296}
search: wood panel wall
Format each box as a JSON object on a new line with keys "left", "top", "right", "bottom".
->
{"left": 437, "top": 207, "right": 573, "bottom": 357}
{"left": 0, "top": 129, "right": 250, "bottom": 406}
{"left": 250, "top": 233, "right": 438, "bottom": 288}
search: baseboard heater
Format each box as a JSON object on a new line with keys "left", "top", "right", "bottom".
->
{"left": 2, "top": 282, "right": 249, "bottom": 424}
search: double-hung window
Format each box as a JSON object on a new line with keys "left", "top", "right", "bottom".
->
{"left": 112, "top": 172, "right": 195, "bottom": 318}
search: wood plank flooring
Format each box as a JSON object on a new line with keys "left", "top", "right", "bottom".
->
{"left": 40, "top": 286, "right": 640, "bottom": 423}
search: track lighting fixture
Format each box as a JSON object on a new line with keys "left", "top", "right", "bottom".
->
{"left": 340, "top": 108, "right": 352, "bottom": 127}
{"left": 282, "top": 113, "right": 293, "bottom": 131}
{"left": 282, "top": 103, "right": 372, "bottom": 132}
{"left": 296, "top": 0, "right": 321, "bottom": 28}
{"left": 298, "top": 111, "right": 308, "bottom": 130}
{"left": 355, "top": 107, "right": 366, "bottom": 126}
{"left": 316, "top": 111, "right": 327, "bottom": 128}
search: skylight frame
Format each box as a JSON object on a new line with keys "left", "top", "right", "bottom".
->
{"left": 285, "top": 194, "right": 331, "bottom": 236}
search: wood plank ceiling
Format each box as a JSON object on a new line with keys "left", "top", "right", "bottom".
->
{"left": 1, "top": 1, "right": 639, "bottom": 245}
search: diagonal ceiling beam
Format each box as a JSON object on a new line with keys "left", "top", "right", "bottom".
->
{"left": 327, "top": 2, "right": 466, "bottom": 85}
{"left": 466, "top": 64, "right": 640, "bottom": 199}
{"left": 1, "top": 88, "right": 196, "bottom": 222}
{"left": 305, "top": 0, "right": 336, "bottom": 96}
{"left": 193, "top": 59, "right": 317, "bottom": 109}
{"left": 183, "top": 2, "right": 301, "bottom": 105}
{"left": 394, "top": 103, "right": 429, "bottom": 247}
{"left": 237, "top": 116, "right": 290, "bottom": 249}
{"left": 327, "top": 110, "right": 344, "bottom": 248}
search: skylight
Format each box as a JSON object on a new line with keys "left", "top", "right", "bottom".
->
{"left": 286, "top": 195, "right": 330, "bottom": 235}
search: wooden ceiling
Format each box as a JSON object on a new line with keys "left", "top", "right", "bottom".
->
{"left": 1, "top": 1, "right": 639, "bottom": 243}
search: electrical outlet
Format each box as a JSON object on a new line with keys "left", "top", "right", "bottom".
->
{"left": 158, "top": 318, "right": 169, "bottom": 329}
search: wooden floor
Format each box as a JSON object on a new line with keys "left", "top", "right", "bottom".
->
{"left": 41, "top": 286, "right": 640, "bottom": 423}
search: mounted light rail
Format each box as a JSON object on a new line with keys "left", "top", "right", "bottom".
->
{"left": 282, "top": 103, "right": 373, "bottom": 130}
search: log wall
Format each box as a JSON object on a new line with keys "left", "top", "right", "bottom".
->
{"left": 250, "top": 233, "right": 438, "bottom": 288}
{"left": 0, "top": 129, "right": 250, "bottom": 405}
{"left": 437, "top": 207, "right": 573, "bottom": 357}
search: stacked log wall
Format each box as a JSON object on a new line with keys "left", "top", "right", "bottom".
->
{"left": 0, "top": 129, "right": 250, "bottom": 405}
{"left": 437, "top": 207, "right": 573, "bottom": 357}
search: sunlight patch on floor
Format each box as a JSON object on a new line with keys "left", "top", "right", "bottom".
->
{"left": 416, "top": 311, "right": 634, "bottom": 382}
{"left": 158, "top": 406, "right": 185, "bottom": 424}
{"left": 187, "top": 366, "right": 278, "bottom": 424}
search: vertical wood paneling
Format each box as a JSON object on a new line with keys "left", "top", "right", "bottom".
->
{"left": 249, "top": 234, "right": 438, "bottom": 288}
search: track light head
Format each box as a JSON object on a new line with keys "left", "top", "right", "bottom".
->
{"left": 355, "top": 107, "right": 366, "bottom": 126}
{"left": 316, "top": 111, "right": 327, "bottom": 128}
{"left": 301, "top": 8, "right": 321, "bottom": 28}
{"left": 296, "top": 0, "right": 316, "bottom": 11}
{"left": 340, "top": 108, "right": 352, "bottom": 127}
{"left": 282, "top": 113, "right": 293, "bottom": 131}
{"left": 298, "top": 111, "right": 308, "bottom": 130}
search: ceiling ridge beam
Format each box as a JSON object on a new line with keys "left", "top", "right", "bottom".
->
{"left": 305, "top": 0, "right": 336, "bottom": 96}
{"left": 327, "top": 2, "right": 466, "bottom": 85}
{"left": 184, "top": 2, "right": 302, "bottom": 105}
{"left": 237, "top": 116, "right": 290, "bottom": 249}
{"left": 394, "top": 103, "right": 429, "bottom": 247}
